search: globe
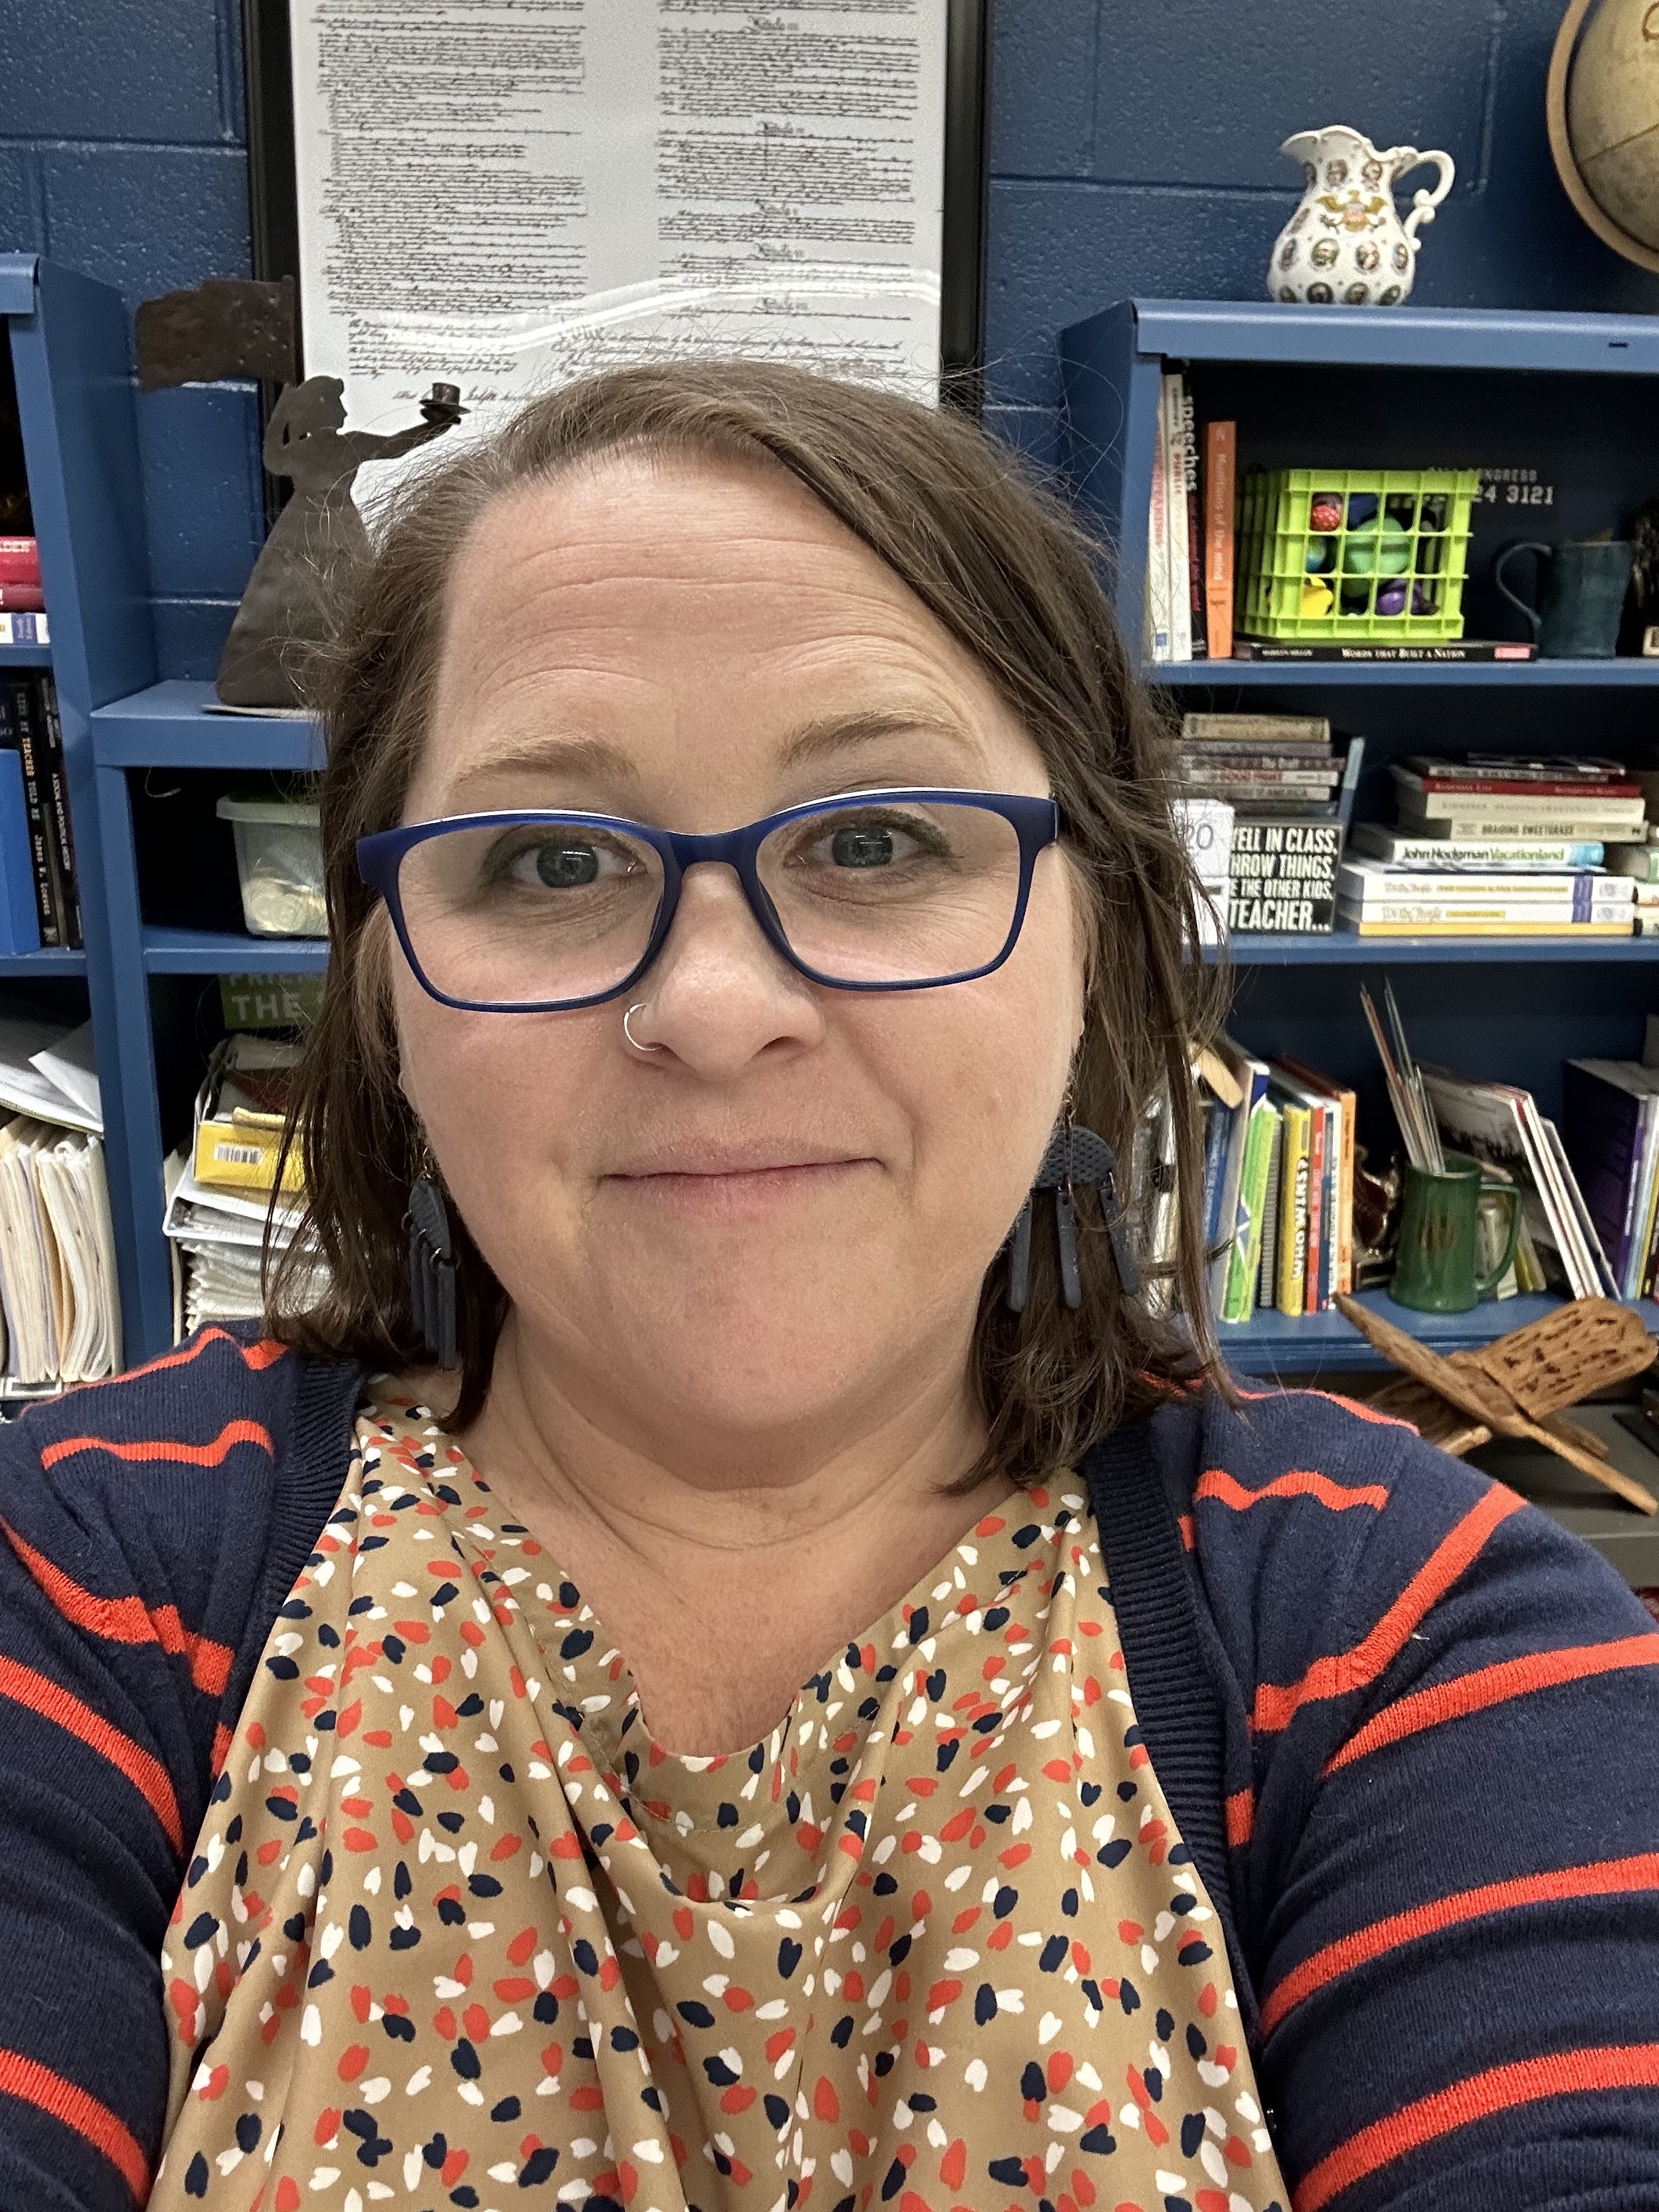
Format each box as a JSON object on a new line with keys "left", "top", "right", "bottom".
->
{"left": 1549, "top": 0, "right": 1659, "bottom": 271}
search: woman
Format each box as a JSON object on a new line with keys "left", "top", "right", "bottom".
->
{"left": 3, "top": 365, "right": 1658, "bottom": 2212}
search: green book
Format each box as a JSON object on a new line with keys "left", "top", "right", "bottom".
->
{"left": 1222, "top": 1099, "right": 1281, "bottom": 1322}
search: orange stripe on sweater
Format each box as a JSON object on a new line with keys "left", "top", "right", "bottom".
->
{"left": 1253, "top": 1486, "right": 1524, "bottom": 1734}
{"left": 1294, "top": 2042, "right": 1659, "bottom": 2212}
{"left": 1233, "top": 1385, "right": 1415, "bottom": 1430}
{"left": 1, "top": 1519, "right": 232, "bottom": 1696}
{"left": 1224, "top": 1788, "right": 1254, "bottom": 1848}
{"left": 1327, "top": 1633, "right": 1659, "bottom": 1773}
{"left": 39, "top": 1418, "right": 274, "bottom": 1471}
{"left": 0, "top": 2048, "right": 150, "bottom": 2201}
{"left": 1262, "top": 1852, "right": 1659, "bottom": 2039}
{"left": 73, "top": 1328, "right": 287, "bottom": 1387}
{"left": 1198, "top": 1468, "right": 1390, "bottom": 1515}
{"left": 0, "top": 1653, "right": 182, "bottom": 1852}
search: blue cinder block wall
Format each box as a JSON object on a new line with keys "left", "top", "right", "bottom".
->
{"left": 0, "top": 0, "right": 1655, "bottom": 672}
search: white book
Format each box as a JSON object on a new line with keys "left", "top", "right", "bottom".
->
{"left": 1348, "top": 826, "right": 1608, "bottom": 868}
{"left": 1337, "top": 857, "right": 1621, "bottom": 901}
{"left": 1145, "top": 398, "right": 1172, "bottom": 663}
{"left": 1162, "top": 374, "right": 1193, "bottom": 661}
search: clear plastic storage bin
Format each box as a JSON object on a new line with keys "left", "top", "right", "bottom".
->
{"left": 216, "top": 794, "right": 327, "bottom": 938}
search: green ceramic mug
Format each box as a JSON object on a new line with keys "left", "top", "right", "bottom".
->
{"left": 1390, "top": 1150, "right": 1523, "bottom": 1313}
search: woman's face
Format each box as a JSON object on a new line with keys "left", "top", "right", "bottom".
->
{"left": 395, "top": 451, "right": 1086, "bottom": 1460}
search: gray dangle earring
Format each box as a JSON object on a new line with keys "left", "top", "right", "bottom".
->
{"left": 1006, "top": 1121, "right": 1140, "bottom": 1314}
{"left": 406, "top": 1161, "right": 458, "bottom": 1368}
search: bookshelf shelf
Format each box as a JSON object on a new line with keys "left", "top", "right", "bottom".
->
{"left": 142, "top": 928, "right": 329, "bottom": 976}
{"left": 0, "top": 643, "right": 50, "bottom": 670}
{"left": 1146, "top": 658, "right": 1659, "bottom": 688}
{"left": 1221, "top": 1287, "right": 1658, "bottom": 1376}
{"left": 91, "top": 681, "right": 323, "bottom": 772}
{"left": 1213, "top": 933, "right": 1659, "bottom": 966}
{"left": 1114, "top": 299, "right": 1659, "bottom": 378}
{"left": 0, "top": 947, "right": 85, "bottom": 976}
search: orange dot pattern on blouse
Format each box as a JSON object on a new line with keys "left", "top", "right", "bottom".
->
{"left": 148, "top": 1399, "right": 1287, "bottom": 2212}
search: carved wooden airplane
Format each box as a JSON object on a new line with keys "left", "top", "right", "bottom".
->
{"left": 1333, "top": 1292, "right": 1659, "bottom": 1516}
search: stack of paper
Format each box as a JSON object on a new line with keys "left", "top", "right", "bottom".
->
{"left": 163, "top": 1155, "right": 325, "bottom": 1338}
{"left": 0, "top": 1016, "right": 119, "bottom": 1385}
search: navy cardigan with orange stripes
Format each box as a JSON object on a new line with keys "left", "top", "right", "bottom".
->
{"left": 4, "top": 1327, "right": 1659, "bottom": 2211}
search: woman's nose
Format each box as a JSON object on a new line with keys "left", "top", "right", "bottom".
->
{"left": 630, "top": 864, "right": 826, "bottom": 1074}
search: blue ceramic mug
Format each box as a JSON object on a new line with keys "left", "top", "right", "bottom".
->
{"left": 1494, "top": 539, "right": 1634, "bottom": 659}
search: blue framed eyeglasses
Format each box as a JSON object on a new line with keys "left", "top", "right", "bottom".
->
{"left": 357, "top": 789, "right": 1061, "bottom": 1013}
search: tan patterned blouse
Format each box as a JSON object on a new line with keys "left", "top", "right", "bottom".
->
{"left": 150, "top": 1395, "right": 1287, "bottom": 2212}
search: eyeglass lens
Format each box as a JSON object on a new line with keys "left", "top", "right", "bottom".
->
{"left": 393, "top": 799, "right": 1027, "bottom": 1005}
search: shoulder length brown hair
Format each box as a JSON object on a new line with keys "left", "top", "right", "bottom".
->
{"left": 269, "top": 360, "right": 1227, "bottom": 1478}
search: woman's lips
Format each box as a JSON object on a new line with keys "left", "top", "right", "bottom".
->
{"left": 604, "top": 1158, "right": 873, "bottom": 1213}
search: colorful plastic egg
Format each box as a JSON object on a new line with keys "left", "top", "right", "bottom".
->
{"left": 1309, "top": 496, "right": 1343, "bottom": 532}
{"left": 1345, "top": 492, "right": 1380, "bottom": 528}
{"left": 1305, "top": 537, "right": 1335, "bottom": 573}
{"left": 1342, "top": 517, "right": 1412, "bottom": 577}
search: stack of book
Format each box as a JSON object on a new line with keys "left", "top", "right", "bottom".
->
{"left": 0, "top": 673, "right": 80, "bottom": 948}
{"left": 1202, "top": 1039, "right": 1356, "bottom": 1324}
{"left": 1144, "top": 372, "right": 1235, "bottom": 663}
{"left": 1339, "top": 757, "right": 1646, "bottom": 938}
{"left": 1562, "top": 1058, "right": 1659, "bottom": 1301}
{"left": 1180, "top": 714, "right": 1361, "bottom": 936}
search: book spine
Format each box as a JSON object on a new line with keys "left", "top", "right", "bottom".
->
{"left": 0, "top": 582, "right": 45, "bottom": 612}
{"left": 1180, "top": 387, "right": 1206, "bottom": 657}
{"left": 1202, "top": 422, "right": 1236, "bottom": 661}
{"left": 1221, "top": 1100, "right": 1274, "bottom": 1322}
{"left": 1236, "top": 641, "right": 1537, "bottom": 663}
{"left": 1334, "top": 1089, "right": 1355, "bottom": 1295}
{"left": 1638, "top": 1118, "right": 1659, "bottom": 1297}
{"left": 0, "top": 537, "right": 39, "bottom": 582}
{"left": 1163, "top": 375, "right": 1192, "bottom": 662}
{"left": 1302, "top": 1102, "right": 1327, "bottom": 1314}
{"left": 1338, "top": 903, "right": 1632, "bottom": 927}
{"left": 1145, "top": 400, "right": 1172, "bottom": 664}
{"left": 1354, "top": 833, "right": 1606, "bottom": 866}
{"left": 1255, "top": 1107, "right": 1283, "bottom": 1312}
{"left": 36, "top": 678, "right": 80, "bottom": 950}
{"left": 1400, "top": 776, "right": 1641, "bottom": 801}
{"left": 6, "top": 678, "right": 59, "bottom": 946}
{"left": 1276, "top": 1106, "right": 1309, "bottom": 1315}
{"left": 1624, "top": 1103, "right": 1655, "bottom": 1299}
{"left": 1201, "top": 1098, "right": 1229, "bottom": 1259}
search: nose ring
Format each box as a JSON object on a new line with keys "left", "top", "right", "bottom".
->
{"left": 622, "top": 1003, "right": 660, "bottom": 1055}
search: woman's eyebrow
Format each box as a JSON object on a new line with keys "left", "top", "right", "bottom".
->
{"left": 445, "top": 734, "right": 644, "bottom": 799}
{"left": 776, "top": 708, "right": 979, "bottom": 771}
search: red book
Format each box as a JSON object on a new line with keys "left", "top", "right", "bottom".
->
{"left": 0, "top": 537, "right": 39, "bottom": 584}
{"left": 1203, "top": 423, "right": 1236, "bottom": 660}
{"left": 1408, "top": 778, "right": 1640, "bottom": 799}
{"left": 0, "top": 583, "right": 44, "bottom": 612}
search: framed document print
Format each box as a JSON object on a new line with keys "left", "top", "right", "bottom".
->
{"left": 242, "top": 0, "right": 987, "bottom": 485}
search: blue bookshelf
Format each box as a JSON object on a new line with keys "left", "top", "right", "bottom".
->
{"left": 0, "top": 255, "right": 158, "bottom": 1357}
{"left": 1218, "top": 1287, "right": 1658, "bottom": 1378}
{"left": 1151, "top": 658, "right": 1659, "bottom": 688}
{"left": 1216, "top": 935, "right": 1659, "bottom": 967}
{"left": 1062, "top": 296, "right": 1659, "bottom": 1383}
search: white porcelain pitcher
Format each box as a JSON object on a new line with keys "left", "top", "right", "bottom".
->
{"left": 1267, "top": 126, "right": 1456, "bottom": 305}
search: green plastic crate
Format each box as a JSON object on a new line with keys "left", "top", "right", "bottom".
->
{"left": 1236, "top": 468, "right": 1481, "bottom": 642}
